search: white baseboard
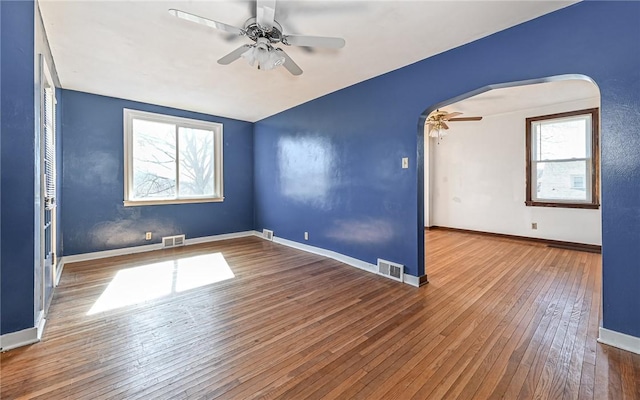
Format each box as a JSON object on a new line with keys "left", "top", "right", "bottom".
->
{"left": 57, "top": 230, "right": 427, "bottom": 288}
{"left": 1, "top": 308, "right": 48, "bottom": 352}
{"left": 9, "top": 230, "right": 424, "bottom": 351}
{"left": 1, "top": 283, "right": 50, "bottom": 352}
{"left": 1, "top": 326, "right": 39, "bottom": 352}
{"left": 270, "top": 234, "right": 377, "bottom": 274}
{"left": 57, "top": 230, "right": 256, "bottom": 278}
{"left": 253, "top": 231, "right": 425, "bottom": 287}
{"left": 598, "top": 327, "right": 640, "bottom": 355}
{"left": 184, "top": 231, "right": 256, "bottom": 245}
{"left": 402, "top": 274, "right": 421, "bottom": 288}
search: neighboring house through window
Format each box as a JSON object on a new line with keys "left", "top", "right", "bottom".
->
{"left": 570, "top": 175, "right": 586, "bottom": 190}
{"left": 525, "top": 108, "right": 599, "bottom": 209}
{"left": 123, "top": 109, "right": 223, "bottom": 206}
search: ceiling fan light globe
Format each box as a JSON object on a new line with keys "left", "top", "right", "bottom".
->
{"left": 429, "top": 129, "right": 448, "bottom": 138}
{"left": 260, "top": 54, "right": 282, "bottom": 70}
{"left": 256, "top": 48, "right": 271, "bottom": 68}
{"left": 241, "top": 46, "right": 285, "bottom": 71}
{"left": 241, "top": 47, "right": 257, "bottom": 66}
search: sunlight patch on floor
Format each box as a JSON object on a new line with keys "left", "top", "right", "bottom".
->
{"left": 87, "top": 253, "right": 234, "bottom": 315}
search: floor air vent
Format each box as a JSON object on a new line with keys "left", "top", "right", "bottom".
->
{"left": 377, "top": 259, "right": 404, "bottom": 282}
{"left": 162, "top": 234, "right": 186, "bottom": 248}
{"left": 263, "top": 229, "right": 274, "bottom": 241}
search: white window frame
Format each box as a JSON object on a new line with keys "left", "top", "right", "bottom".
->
{"left": 123, "top": 109, "right": 224, "bottom": 206}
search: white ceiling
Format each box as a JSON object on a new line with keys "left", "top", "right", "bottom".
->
{"left": 439, "top": 78, "right": 600, "bottom": 118}
{"left": 39, "top": 0, "right": 577, "bottom": 122}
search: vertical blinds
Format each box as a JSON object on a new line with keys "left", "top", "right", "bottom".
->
{"left": 44, "top": 86, "right": 56, "bottom": 202}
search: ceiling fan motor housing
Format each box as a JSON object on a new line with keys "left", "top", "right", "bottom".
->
{"left": 244, "top": 17, "right": 284, "bottom": 44}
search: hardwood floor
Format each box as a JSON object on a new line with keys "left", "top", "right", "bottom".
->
{"left": 1, "top": 231, "right": 639, "bottom": 399}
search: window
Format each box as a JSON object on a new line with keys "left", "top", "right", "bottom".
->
{"left": 124, "top": 109, "right": 223, "bottom": 206}
{"left": 525, "top": 108, "right": 599, "bottom": 209}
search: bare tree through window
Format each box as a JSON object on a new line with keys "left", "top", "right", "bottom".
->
{"left": 179, "top": 128, "right": 214, "bottom": 197}
{"left": 125, "top": 110, "right": 223, "bottom": 205}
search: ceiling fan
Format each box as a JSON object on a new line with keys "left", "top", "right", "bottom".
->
{"left": 426, "top": 110, "right": 483, "bottom": 140}
{"left": 168, "top": 0, "right": 346, "bottom": 76}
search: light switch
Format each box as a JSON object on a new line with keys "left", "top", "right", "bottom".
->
{"left": 402, "top": 157, "right": 409, "bottom": 169}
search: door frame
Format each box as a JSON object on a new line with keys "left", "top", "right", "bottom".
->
{"left": 38, "top": 54, "right": 57, "bottom": 317}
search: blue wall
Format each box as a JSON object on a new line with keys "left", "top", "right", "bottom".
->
{"left": 254, "top": 2, "right": 640, "bottom": 337}
{"left": 254, "top": 89, "right": 419, "bottom": 274}
{"left": 0, "top": 0, "right": 36, "bottom": 335}
{"left": 61, "top": 90, "right": 254, "bottom": 255}
{"left": 2, "top": 0, "right": 638, "bottom": 342}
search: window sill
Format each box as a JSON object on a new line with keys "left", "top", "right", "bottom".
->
{"left": 124, "top": 197, "right": 224, "bottom": 207}
{"left": 525, "top": 201, "right": 600, "bottom": 210}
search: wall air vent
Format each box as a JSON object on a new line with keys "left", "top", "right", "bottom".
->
{"left": 162, "top": 234, "right": 186, "bottom": 249}
{"left": 377, "top": 259, "right": 404, "bottom": 282}
{"left": 263, "top": 229, "right": 274, "bottom": 241}
{"left": 174, "top": 235, "right": 185, "bottom": 246}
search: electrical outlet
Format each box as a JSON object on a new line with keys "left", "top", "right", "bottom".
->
{"left": 531, "top": 223, "right": 537, "bottom": 230}
{"left": 304, "top": 232, "right": 309, "bottom": 240}
{"left": 145, "top": 232, "right": 152, "bottom": 240}
{"left": 402, "top": 157, "right": 409, "bottom": 169}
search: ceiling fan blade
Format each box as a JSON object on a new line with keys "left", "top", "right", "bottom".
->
{"left": 441, "top": 122, "right": 450, "bottom": 130}
{"left": 218, "top": 45, "right": 253, "bottom": 65}
{"left": 275, "top": 49, "right": 303, "bottom": 76}
{"left": 442, "top": 112, "right": 463, "bottom": 119}
{"left": 169, "top": 9, "right": 245, "bottom": 36}
{"left": 282, "top": 21, "right": 315, "bottom": 53}
{"left": 449, "top": 117, "right": 483, "bottom": 121}
{"left": 256, "top": 0, "right": 276, "bottom": 30}
{"left": 283, "top": 35, "right": 345, "bottom": 49}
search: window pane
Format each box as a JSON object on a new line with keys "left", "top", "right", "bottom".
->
{"left": 132, "top": 119, "right": 176, "bottom": 199}
{"left": 178, "top": 127, "right": 215, "bottom": 197}
{"left": 534, "top": 160, "right": 590, "bottom": 202}
{"left": 533, "top": 115, "right": 590, "bottom": 161}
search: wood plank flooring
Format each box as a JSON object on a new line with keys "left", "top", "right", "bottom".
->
{"left": 1, "top": 231, "right": 639, "bottom": 399}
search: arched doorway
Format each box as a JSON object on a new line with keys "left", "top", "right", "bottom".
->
{"left": 417, "top": 74, "right": 601, "bottom": 279}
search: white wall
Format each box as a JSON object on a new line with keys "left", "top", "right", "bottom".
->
{"left": 427, "top": 98, "right": 601, "bottom": 245}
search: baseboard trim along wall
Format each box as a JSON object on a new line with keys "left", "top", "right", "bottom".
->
{"left": 0, "top": 327, "right": 39, "bottom": 352}
{"left": 55, "top": 231, "right": 257, "bottom": 285}
{"left": 427, "top": 226, "right": 601, "bottom": 253}
{"left": 598, "top": 327, "right": 640, "bottom": 355}
{"left": 253, "top": 231, "right": 427, "bottom": 287}
{"left": 0, "top": 316, "right": 46, "bottom": 352}
{"left": 56, "top": 230, "right": 429, "bottom": 288}
{"left": 403, "top": 274, "right": 429, "bottom": 287}
{"left": 9, "top": 229, "right": 425, "bottom": 351}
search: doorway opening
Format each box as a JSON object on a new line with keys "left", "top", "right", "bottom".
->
{"left": 417, "top": 74, "right": 601, "bottom": 278}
